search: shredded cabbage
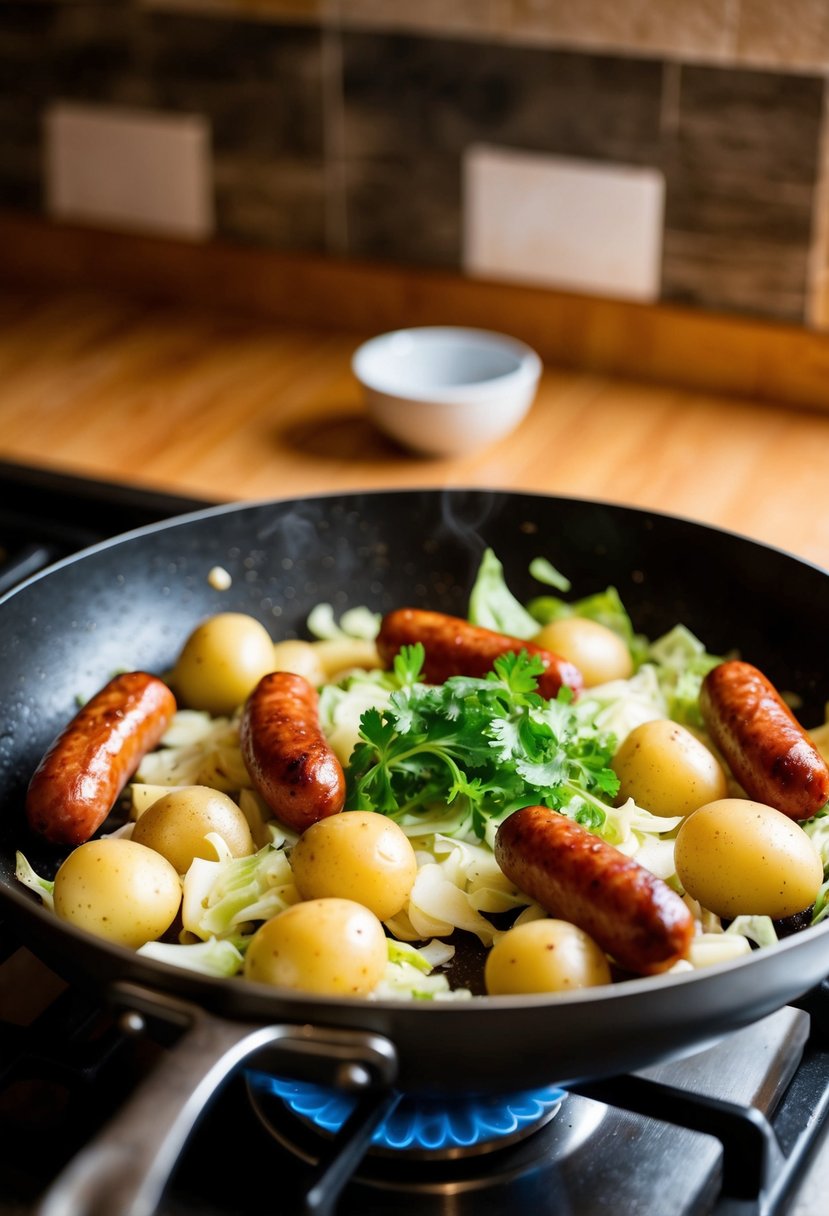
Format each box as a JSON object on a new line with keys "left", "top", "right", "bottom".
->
{"left": 575, "top": 663, "right": 667, "bottom": 746}
{"left": 725, "top": 915, "right": 778, "bottom": 949}
{"left": 317, "top": 671, "right": 394, "bottom": 767}
{"left": 467, "top": 548, "right": 539, "bottom": 638}
{"left": 647, "top": 625, "right": 722, "bottom": 728}
{"left": 182, "top": 838, "right": 298, "bottom": 941}
{"left": 375, "top": 939, "right": 469, "bottom": 1001}
{"left": 687, "top": 933, "right": 753, "bottom": 968}
{"left": 813, "top": 878, "right": 829, "bottom": 926}
{"left": 136, "top": 712, "right": 249, "bottom": 792}
{"left": 307, "top": 603, "right": 381, "bottom": 642}
{"left": 15, "top": 851, "right": 55, "bottom": 911}
{"left": 138, "top": 936, "right": 245, "bottom": 977}
{"left": 803, "top": 808, "right": 829, "bottom": 869}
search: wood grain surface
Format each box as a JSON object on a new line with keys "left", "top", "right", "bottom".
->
{"left": 4, "top": 213, "right": 829, "bottom": 413}
{"left": 1, "top": 284, "right": 828, "bottom": 572}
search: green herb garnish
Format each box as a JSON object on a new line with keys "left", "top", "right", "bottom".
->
{"left": 345, "top": 643, "right": 620, "bottom": 840}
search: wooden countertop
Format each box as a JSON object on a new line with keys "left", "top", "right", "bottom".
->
{"left": 2, "top": 283, "right": 829, "bottom": 572}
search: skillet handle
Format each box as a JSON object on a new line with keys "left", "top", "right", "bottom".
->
{"left": 34, "top": 982, "right": 399, "bottom": 1216}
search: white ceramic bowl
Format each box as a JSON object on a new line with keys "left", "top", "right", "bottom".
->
{"left": 352, "top": 326, "right": 542, "bottom": 456}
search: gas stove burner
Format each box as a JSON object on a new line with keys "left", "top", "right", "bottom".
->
{"left": 247, "top": 1070, "right": 566, "bottom": 1160}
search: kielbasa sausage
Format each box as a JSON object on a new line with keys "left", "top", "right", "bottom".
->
{"left": 495, "top": 805, "right": 694, "bottom": 975}
{"left": 239, "top": 670, "right": 345, "bottom": 833}
{"left": 377, "top": 608, "right": 583, "bottom": 699}
{"left": 699, "top": 659, "right": 829, "bottom": 821}
{"left": 26, "top": 671, "right": 176, "bottom": 847}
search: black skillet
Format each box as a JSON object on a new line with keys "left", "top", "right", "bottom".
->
{"left": 1, "top": 488, "right": 828, "bottom": 1215}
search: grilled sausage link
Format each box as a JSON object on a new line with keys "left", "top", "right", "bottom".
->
{"left": 699, "top": 659, "right": 829, "bottom": 821}
{"left": 495, "top": 806, "right": 694, "bottom": 975}
{"left": 26, "top": 671, "right": 176, "bottom": 847}
{"left": 240, "top": 671, "right": 345, "bottom": 833}
{"left": 377, "top": 608, "right": 583, "bottom": 699}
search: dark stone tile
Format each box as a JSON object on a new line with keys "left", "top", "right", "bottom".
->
{"left": 661, "top": 230, "right": 810, "bottom": 322}
{"left": 342, "top": 33, "right": 664, "bottom": 163}
{"left": 149, "top": 78, "right": 321, "bottom": 159}
{"left": 662, "top": 171, "right": 815, "bottom": 244}
{"left": 660, "top": 64, "right": 824, "bottom": 320}
{"left": 341, "top": 32, "right": 664, "bottom": 265}
{"left": 139, "top": 12, "right": 318, "bottom": 85}
{"left": 673, "top": 65, "right": 824, "bottom": 184}
{"left": 0, "top": 175, "right": 41, "bottom": 211}
{"left": 140, "top": 17, "right": 325, "bottom": 156}
{"left": 214, "top": 156, "right": 327, "bottom": 251}
{"left": 0, "top": 97, "right": 44, "bottom": 212}
{"left": 0, "top": 3, "right": 61, "bottom": 100}
{"left": 345, "top": 153, "right": 462, "bottom": 268}
{"left": 50, "top": 51, "right": 140, "bottom": 106}
{"left": 136, "top": 16, "right": 327, "bottom": 249}
{"left": 484, "top": 49, "right": 665, "bottom": 164}
{"left": 0, "top": 4, "right": 63, "bottom": 206}
{"left": 1, "top": 4, "right": 152, "bottom": 142}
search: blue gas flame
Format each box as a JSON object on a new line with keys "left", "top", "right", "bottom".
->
{"left": 250, "top": 1072, "right": 567, "bottom": 1153}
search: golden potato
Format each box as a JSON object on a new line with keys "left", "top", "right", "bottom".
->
{"left": 243, "top": 898, "right": 387, "bottom": 995}
{"left": 485, "top": 919, "right": 612, "bottom": 995}
{"left": 171, "top": 612, "right": 275, "bottom": 716}
{"left": 54, "top": 839, "right": 181, "bottom": 948}
{"left": 674, "top": 798, "right": 823, "bottom": 919}
{"left": 313, "top": 638, "right": 381, "bottom": 681}
{"left": 612, "top": 719, "right": 728, "bottom": 817}
{"left": 131, "top": 785, "right": 255, "bottom": 874}
{"left": 290, "top": 811, "right": 417, "bottom": 922}
{"left": 271, "top": 639, "right": 325, "bottom": 687}
{"left": 532, "top": 617, "right": 633, "bottom": 687}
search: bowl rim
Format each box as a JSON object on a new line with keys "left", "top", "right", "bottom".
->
{"left": 352, "top": 325, "right": 542, "bottom": 403}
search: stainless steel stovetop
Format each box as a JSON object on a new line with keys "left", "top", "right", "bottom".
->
{"left": 1, "top": 459, "right": 828, "bottom": 1216}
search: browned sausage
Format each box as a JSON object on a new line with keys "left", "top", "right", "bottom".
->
{"left": 239, "top": 671, "right": 345, "bottom": 833}
{"left": 495, "top": 805, "right": 694, "bottom": 975}
{"left": 699, "top": 659, "right": 829, "bottom": 821}
{"left": 376, "top": 608, "right": 583, "bottom": 699}
{"left": 25, "top": 671, "right": 177, "bottom": 847}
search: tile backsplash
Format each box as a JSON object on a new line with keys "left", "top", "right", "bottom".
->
{"left": 3, "top": 0, "right": 829, "bottom": 329}
{"left": 45, "top": 102, "right": 214, "bottom": 239}
{"left": 463, "top": 146, "right": 665, "bottom": 302}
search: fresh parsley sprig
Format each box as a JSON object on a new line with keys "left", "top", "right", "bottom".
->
{"left": 345, "top": 643, "right": 620, "bottom": 839}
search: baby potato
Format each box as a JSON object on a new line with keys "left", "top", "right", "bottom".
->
{"left": 485, "top": 919, "right": 612, "bottom": 995}
{"left": 612, "top": 719, "right": 728, "bottom": 817}
{"left": 313, "top": 638, "right": 381, "bottom": 682}
{"left": 674, "top": 798, "right": 824, "bottom": 919}
{"left": 131, "top": 785, "right": 255, "bottom": 874}
{"left": 532, "top": 617, "right": 633, "bottom": 687}
{"left": 171, "top": 612, "right": 275, "bottom": 716}
{"left": 271, "top": 639, "right": 325, "bottom": 687}
{"left": 54, "top": 838, "right": 181, "bottom": 949}
{"left": 290, "top": 811, "right": 417, "bottom": 922}
{"left": 243, "top": 897, "right": 387, "bottom": 996}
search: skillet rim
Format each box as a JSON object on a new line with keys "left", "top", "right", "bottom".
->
{"left": 4, "top": 872, "right": 829, "bottom": 1014}
{"left": 2, "top": 482, "right": 829, "bottom": 610}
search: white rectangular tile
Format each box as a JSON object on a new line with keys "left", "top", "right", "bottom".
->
{"left": 463, "top": 144, "right": 665, "bottom": 302}
{"left": 44, "top": 102, "right": 213, "bottom": 240}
